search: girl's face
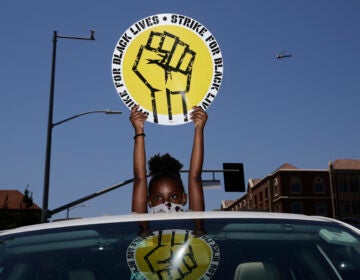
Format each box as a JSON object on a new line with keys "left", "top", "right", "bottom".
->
{"left": 148, "top": 177, "right": 187, "bottom": 207}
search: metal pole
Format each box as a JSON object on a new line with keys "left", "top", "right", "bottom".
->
{"left": 65, "top": 204, "right": 88, "bottom": 219}
{"left": 41, "top": 31, "right": 57, "bottom": 223}
{"left": 49, "top": 178, "right": 135, "bottom": 217}
{"left": 41, "top": 30, "right": 95, "bottom": 223}
{"left": 328, "top": 161, "right": 337, "bottom": 219}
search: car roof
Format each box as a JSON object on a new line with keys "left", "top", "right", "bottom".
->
{"left": 1, "top": 211, "right": 348, "bottom": 236}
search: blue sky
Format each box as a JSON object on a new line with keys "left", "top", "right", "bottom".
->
{"left": 1, "top": 0, "right": 359, "bottom": 220}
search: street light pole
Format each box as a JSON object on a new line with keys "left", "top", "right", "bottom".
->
{"left": 66, "top": 204, "right": 89, "bottom": 219}
{"left": 41, "top": 30, "right": 96, "bottom": 223}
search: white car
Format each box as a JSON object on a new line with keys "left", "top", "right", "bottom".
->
{"left": 1, "top": 211, "right": 360, "bottom": 280}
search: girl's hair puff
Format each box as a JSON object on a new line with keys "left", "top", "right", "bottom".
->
{"left": 148, "top": 153, "right": 184, "bottom": 193}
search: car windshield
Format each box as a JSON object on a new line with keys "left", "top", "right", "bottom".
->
{"left": 1, "top": 217, "right": 360, "bottom": 280}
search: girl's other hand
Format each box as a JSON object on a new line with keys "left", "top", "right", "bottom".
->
{"left": 190, "top": 106, "right": 208, "bottom": 129}
{"left": 130, "top": 105, "right": 147, "bottom": 132}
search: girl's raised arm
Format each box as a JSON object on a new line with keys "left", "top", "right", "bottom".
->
{"left": 130, "top": 105, "right": 148, "bottom": 213}
{"left": 188, "top": 106, "right": 208, "bottom": 212}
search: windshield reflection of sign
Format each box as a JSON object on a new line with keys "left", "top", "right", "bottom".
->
{"left": 133, "top": 31, "right": 195, "bottom": 124}
{"left": 127, "top": 229, "right": 220, "bottom": 280}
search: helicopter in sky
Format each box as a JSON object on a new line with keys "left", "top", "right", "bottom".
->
{"left": 276, "top": 51, "right": 292, "bottom": 59}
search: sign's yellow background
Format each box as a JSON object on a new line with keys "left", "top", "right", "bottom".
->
{"left": 123, "top": 26, "right": 213, "bottom": 115}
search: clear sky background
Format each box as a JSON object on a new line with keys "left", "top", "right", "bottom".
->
{"left": 1, "top": 0, "right": 359, "bottom": 220}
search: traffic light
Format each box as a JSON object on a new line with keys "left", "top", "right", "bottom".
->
{"left": 223, "top": 163, "right": 245, "bottom": 192}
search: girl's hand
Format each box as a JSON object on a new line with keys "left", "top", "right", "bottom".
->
{"left": 190, "top": 106, "right": 208, "bottom": 129}
{"left": 130, "top": 105, "right": 147, "bottom": 133}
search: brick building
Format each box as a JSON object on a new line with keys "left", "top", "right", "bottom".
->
{"left": 221, "top": 159, "right": 360, "bottom": 219}
{"left": 0, "top": 189, "right": 41, "bottom": 230}
{"left": 330, "top": 159, "right": 360, "bottom": 218}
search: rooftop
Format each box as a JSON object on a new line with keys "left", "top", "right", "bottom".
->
{"left": 332, "top": 159, "right": 360, "bottom": 170}
{"left": 0, "top": 190, "right": 40, "bottom": 210}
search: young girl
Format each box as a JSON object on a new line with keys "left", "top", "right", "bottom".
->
{"left": 130, "top": 105, "right": 208, "bottom": 215}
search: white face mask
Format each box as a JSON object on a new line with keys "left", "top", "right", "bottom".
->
{"left": 149, "top": 202, "right": 184, "bottom": 213}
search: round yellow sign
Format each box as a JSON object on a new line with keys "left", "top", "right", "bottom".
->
{"left": 112, "top": 13, "right": 223, "bottom": 125}
{"left": 127, "top": 229, "right": 220, "bottom": 279}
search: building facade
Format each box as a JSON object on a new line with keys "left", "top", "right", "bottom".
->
{"left": 222, "top": 159, "right": 360, "bottom": 219}
{"left": 330, "top": 159, "right": 360, "bottom": 219}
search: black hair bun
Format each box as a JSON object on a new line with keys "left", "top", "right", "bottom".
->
{"left": 148, "top": 153, "right": 183, "bottom": 176}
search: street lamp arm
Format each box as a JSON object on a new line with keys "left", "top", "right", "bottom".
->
{"left": 56, "top": 30, "right": 95, "bottom": 41}
{"left": 53, "top": 110, "right": 122, "bottom": 127}
{"left": 180, "top": 169, "right": 241, "bottom": 173}
{"left": 49, "top": 178, "right": 136, "bottom": 217}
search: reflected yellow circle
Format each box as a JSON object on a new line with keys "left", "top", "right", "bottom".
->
{"left": 132, "top": 231, "right": 216, "bottom": 279}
